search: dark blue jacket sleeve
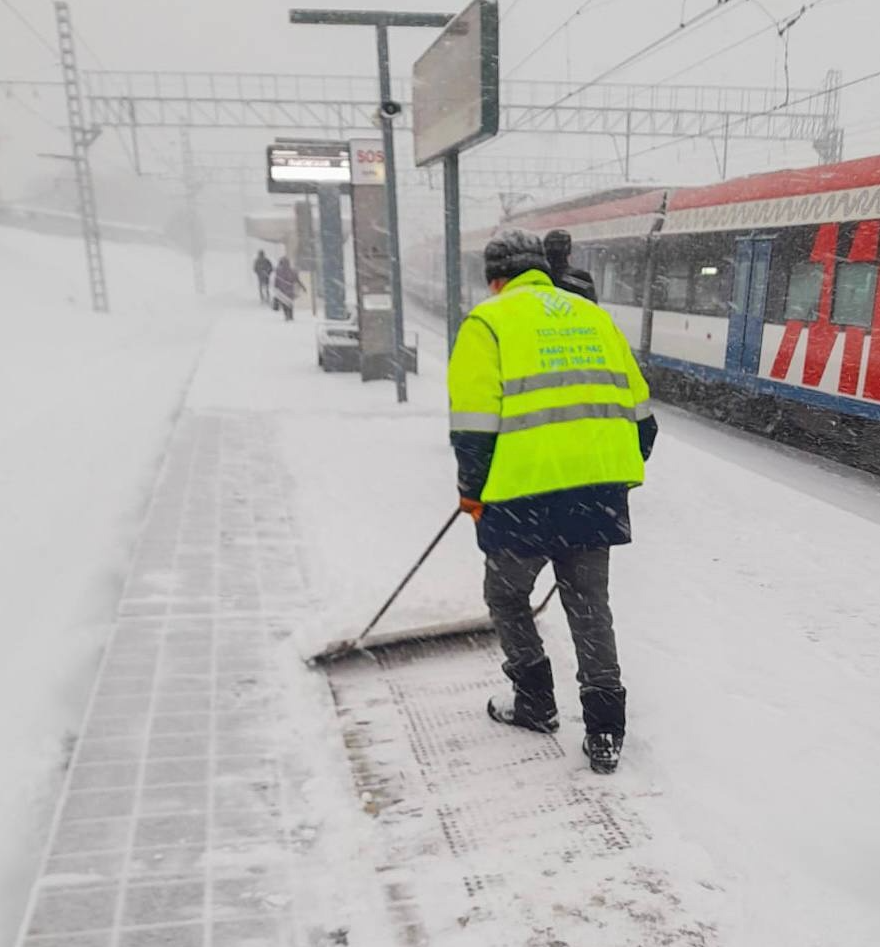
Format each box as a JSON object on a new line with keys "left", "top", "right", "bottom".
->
{"left": 450, "top": 431, "right": 497, "bottom": 500}
{"left": 638, "top": 414, "right": 658, "bottom": 461}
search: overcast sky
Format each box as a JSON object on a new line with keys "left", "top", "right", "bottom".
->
{"left": 0, "top": 0, "right": 879, "bottom": 220}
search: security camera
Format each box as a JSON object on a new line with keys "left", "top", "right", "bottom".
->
{"left": 379, "top": 100, "right": 402, "bottom": 119}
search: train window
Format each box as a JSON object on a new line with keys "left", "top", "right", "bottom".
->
{"left": 614, "top": 257, "right": 640, "bottom": 305}
{"left": 588, "top": 248, "right": 606, "bottom": 292}
{"left": 692, "top": 263, "right": 726, "bottom": 316}
{"left": 784, "top": 262, "right": 824, "bottom": 321}
{"left": 832, "top": 263, "right": 877, "bottom": 328}
{"left": 661, "top": 261, "right": 689, "bottom": 310}
{"left": 597, "top": 249, "right": 643, "bottom": 306}
{"left": 601, "top": 259, "right": 617, "bottom": 302}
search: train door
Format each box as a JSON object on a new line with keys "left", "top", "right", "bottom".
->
{"left": 726, "top": 237, "right": 773, "bottom": 374}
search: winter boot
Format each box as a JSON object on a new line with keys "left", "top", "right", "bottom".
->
{"left": 582, "top": 733, "right": 624, "bottom": 774}
{"left": 487, "top": 657, "right": 559, "bottom": 734}
{"left": 579, "top": 684, "right": 626, "bottom": 773}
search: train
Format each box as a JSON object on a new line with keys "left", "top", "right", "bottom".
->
{"left": 405, "top": 156, "right": 880, "bottom": 472}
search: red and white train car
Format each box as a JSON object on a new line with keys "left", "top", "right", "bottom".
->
{"left": 440, "top": 157, "right": 880, "bottom": 468}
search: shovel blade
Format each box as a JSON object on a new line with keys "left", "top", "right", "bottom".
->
{"left": 306, "top": 614, "right": 495, "bottom": 668}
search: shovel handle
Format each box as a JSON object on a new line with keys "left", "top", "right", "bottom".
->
{"left": 356, "top": 508, "right": 461, "bottom": 645}
{"left": 533, "top": 581, "right": 559, "bottom": 617}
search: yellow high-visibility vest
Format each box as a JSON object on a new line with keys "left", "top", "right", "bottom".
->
{"left": 448, "top": 269, "right": 650, "bottom": 503}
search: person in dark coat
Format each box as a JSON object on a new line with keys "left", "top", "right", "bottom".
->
{"left": 273, "top": 256, "right": 307, "bottom": 321}
{"left": 544, "top": 229, "right": 598, "bottom": 303}
{"left": 273, "top": 256, "right": 295, "bottom": 321}
{"left": 253, "top": 250, "right": 273, "bottom": 304}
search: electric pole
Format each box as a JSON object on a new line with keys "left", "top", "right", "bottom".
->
{"left": 180, "top": 129, "right": 205, "bottom": 294}
{"left": 54, "top": 1, "right": 108, "bottom": 312}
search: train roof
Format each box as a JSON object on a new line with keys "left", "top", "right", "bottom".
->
{"left": 667, "top": 155, "right": 879, "bottom": 212}
{"left": 663, "top": 155, "right": 879, "bottom": 234}
{"left": 507, "top": 184, "right": 665, "bottom": 222}
{"left": 463, "top": 188, "right": 668, "bottom": 248}
{"left": 461, "top": 155, "right": 879, "bottom": 248}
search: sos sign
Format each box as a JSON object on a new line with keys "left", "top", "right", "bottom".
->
{"left": 349, "top": 139, "right": 386, "bottom": 186}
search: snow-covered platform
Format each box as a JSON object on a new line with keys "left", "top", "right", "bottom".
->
{"left": 327, "top": 632, "right": 725, "bottom": 946}
{"left": 12, "top": 296, "right": 878, "bottom": 947}
{"left": 15, "top": 413, "right": 321, "bottom": 945}
{"left": 13, "top": 388, "right": 724, "bottom": 946}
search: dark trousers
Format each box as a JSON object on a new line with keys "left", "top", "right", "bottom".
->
{"left": 484, "top": 547, "right": 625, "bottom": 731}
{"left": 258, "top": 277, "right": 269, "bottom": 303}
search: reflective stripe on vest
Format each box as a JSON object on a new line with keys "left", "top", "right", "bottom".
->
{"left": 500, "top": 402, "right": 639, "bottom": 433}
{"left": 502, "top": 368, "right": 629, "bottom": 397}
{"left": 449, "top": 410, "right": 501, "bottom": 433}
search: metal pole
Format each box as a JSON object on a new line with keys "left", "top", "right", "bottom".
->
{"left": 639, "top": 194, "right": 666, "bottom": 366}
{"left": 238, "top": 167, "right": 250, "bottom": 286}
{"left": 317, "top": 184, "right": 346, "bottom": 320}
{"left": 722, "top": 114, "right": 729, "bottom": 181}
{"left": 55, "top": 1, "right": 108, "bottom": 312}
{"left": 180, "top": 128, "right": 205, "bottom": 294}
{"left": 625, "top": 109, "right": 632, "bottom": 182}
{"left": 443, "top": 150, "right": 461, "bottom": 355}
{"left": 305, "top": 195, "right": 317, "bottom": 316}
{"left": 127, "top": 97, "right": 141, "bottom": 175}
{"left": 375, "top": 24, "right": 407, "bottom": 403}
{"left": 639, "top": 239, "right": 656, "bottom": 366}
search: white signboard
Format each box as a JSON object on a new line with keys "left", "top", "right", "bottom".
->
{"left": 412, "top": 0, "right": 499, "bottom": 167}
{"left": 349, "top": 139, "right": 386, "bottom": 186}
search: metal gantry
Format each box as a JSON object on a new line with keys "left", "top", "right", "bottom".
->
{"left": 2, "top": 69, "right": 844, "bottom": 185}
{"left": 54, "top": 2, "right": 108, "bottom": 312}
{"left": 72, "top": 71, "right": 836, "bottom": 142}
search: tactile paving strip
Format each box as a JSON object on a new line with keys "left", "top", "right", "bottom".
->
{"left": 13, "top": 414, "right": 314, "bottom": 947}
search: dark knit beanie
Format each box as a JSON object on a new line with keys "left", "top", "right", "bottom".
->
{"left": 484, "top": 229, "right": 551, "bottom": 284}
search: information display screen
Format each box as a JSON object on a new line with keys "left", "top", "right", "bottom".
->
{"left": 267, "top": 142, "right": 350, "bottom": 193}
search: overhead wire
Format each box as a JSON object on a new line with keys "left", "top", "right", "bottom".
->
{"left": 559, "top": 70, "right": 879, "bottom": 180}
{"left": 511, "top": 0, "right": 747, "bottom": 125}
{"left": 503, "top": 0, "right": 612, "bottom": 80}
{"left": 66, "top": 23, "right": 139, "bottom": 170}
{"left": 0, "top": 0, "right": 57, "bottom": 57}
{"left": 521, "top": 0, "right": 844, "bottom": 189}
{"left": 500, "top": 0, "right": 528, "bottom": 24}
{"left": 474, "top": 0, "right": 749, "bottom": 162}
{"left": 3, "top": 86, "right": 62, "bottom": 131}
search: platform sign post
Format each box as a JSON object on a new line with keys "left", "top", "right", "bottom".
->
{"left": 350, "top": 138, "right": 394, "bottom": 380}
{"left": 413, "top": 0, "right": 499, "bottom": 354}
{"left": 289, "top": 10, "right": 453, "bottom": 404}
{"left": 266, "top": 139, "right": 350, "bottom": 320}
{"left": 317, "top": 184, "right": 347, "bottom": 322}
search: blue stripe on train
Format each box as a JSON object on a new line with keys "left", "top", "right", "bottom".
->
{"left": 646, "top": 353, "right": 881, "bottom": 421}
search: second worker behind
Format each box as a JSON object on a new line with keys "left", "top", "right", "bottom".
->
{"left": 544, "top": 228, "right": 598, "bottom": 303}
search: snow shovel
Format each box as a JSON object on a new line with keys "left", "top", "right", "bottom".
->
{"left": 307, "top": 508, "right": 559, "bottom": 666}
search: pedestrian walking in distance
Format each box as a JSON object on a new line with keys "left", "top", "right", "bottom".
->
{"left": 253, "top": 249, "right": 272, "bottom": 305}
{"left": 448, "top": 229, "right": 658, "bottom": 774}
{"left": 272, "top": 255, "right": 304, "bottom": 322}
{"left": 544, "top": 228, "right": 598, "bottom": 303}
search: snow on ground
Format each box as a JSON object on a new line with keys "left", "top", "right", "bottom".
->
{"left": 2, "top": 230, "right": 878, "bottom": 945}
{"left": 189, "top": 303, "right": 878, "bottom": 946}
{"left": 0, "top": 228, "right": 233, "bottom": 941}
